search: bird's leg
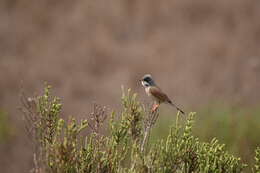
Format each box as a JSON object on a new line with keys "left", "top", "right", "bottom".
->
{"left": 152, "top": 103, "right": 159, "bottom": 112}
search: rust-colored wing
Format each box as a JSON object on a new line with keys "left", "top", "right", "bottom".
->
{"left": 149, "top": 86, "right": 171, "bottom": 103}
{"left": 150, "top": 86, "right": 185, "bottom": 115}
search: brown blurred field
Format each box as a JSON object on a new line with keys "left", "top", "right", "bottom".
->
{"left": 0, "top": 0, "right": 260, "bottom": 172}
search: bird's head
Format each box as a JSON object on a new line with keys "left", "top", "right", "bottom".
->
{"left": 140, "top": 74, "right": 156, "bottom": 87}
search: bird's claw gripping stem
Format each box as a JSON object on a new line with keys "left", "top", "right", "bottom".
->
{"left": 152, "top": 104, "right": 159, "bottom": 112}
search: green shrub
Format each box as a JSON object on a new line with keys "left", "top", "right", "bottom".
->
{"left": 194, "top": 105, "right": 260, "bottom": 168}
{"left": 20, "top": 85, "right": 259, "bottom": 173}
{"left": 151, "top": 105, "right": 260, "bottom": 171}
{"left": 254, "top": 147, "right": 260, "bottom": 173}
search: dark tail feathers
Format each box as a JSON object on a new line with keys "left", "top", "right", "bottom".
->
{"left": 168, "top": 101, "right": 185, "bottom": 115}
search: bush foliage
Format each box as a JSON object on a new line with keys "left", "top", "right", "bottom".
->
{"left": 20, "top": 85, "right": 259, "bottom": 173}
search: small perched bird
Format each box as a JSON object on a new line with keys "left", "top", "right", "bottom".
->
{"left": 140, "top": 74, "right": 185, "bottom": 115}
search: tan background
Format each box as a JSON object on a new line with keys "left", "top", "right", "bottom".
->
{"left": 0, "top": 0, "right": 260, "bottom": 172}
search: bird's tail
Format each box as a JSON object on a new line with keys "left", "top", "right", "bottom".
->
{"left": 168, "top": 101, "right": 185, "bottom": 115}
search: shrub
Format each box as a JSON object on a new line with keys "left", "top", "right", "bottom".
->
{"left": 20, "top": 85, "right": 258, "bottom": 173}
{"left": 254, "top": 147, "right": 260, "bottom": 173}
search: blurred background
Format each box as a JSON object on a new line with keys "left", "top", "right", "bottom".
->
{"left": 0, "top": 0, "right": 260, "bottom": 172}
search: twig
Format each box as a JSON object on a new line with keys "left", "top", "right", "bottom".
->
{"left": 141, "top": 107, "right": 159, "bottom": 153}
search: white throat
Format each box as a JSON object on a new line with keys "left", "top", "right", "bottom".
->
{"left": 145, "top": 86, "right": 151, "bottom": 96}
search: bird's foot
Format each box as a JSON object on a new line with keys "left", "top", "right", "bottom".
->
{"left": 152, "top": 104, "right": 159, "bottom": 112}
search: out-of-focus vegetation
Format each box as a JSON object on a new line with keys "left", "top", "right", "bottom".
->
{"left": 20, "top": 85, "right": 259, "bottom": 172}
{"left": 0, "top": 111, "right": 12, "bottom": 143}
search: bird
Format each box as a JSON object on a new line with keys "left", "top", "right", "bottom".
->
{"left": 140, "top": 74, "right": 185, "bottom": 115}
